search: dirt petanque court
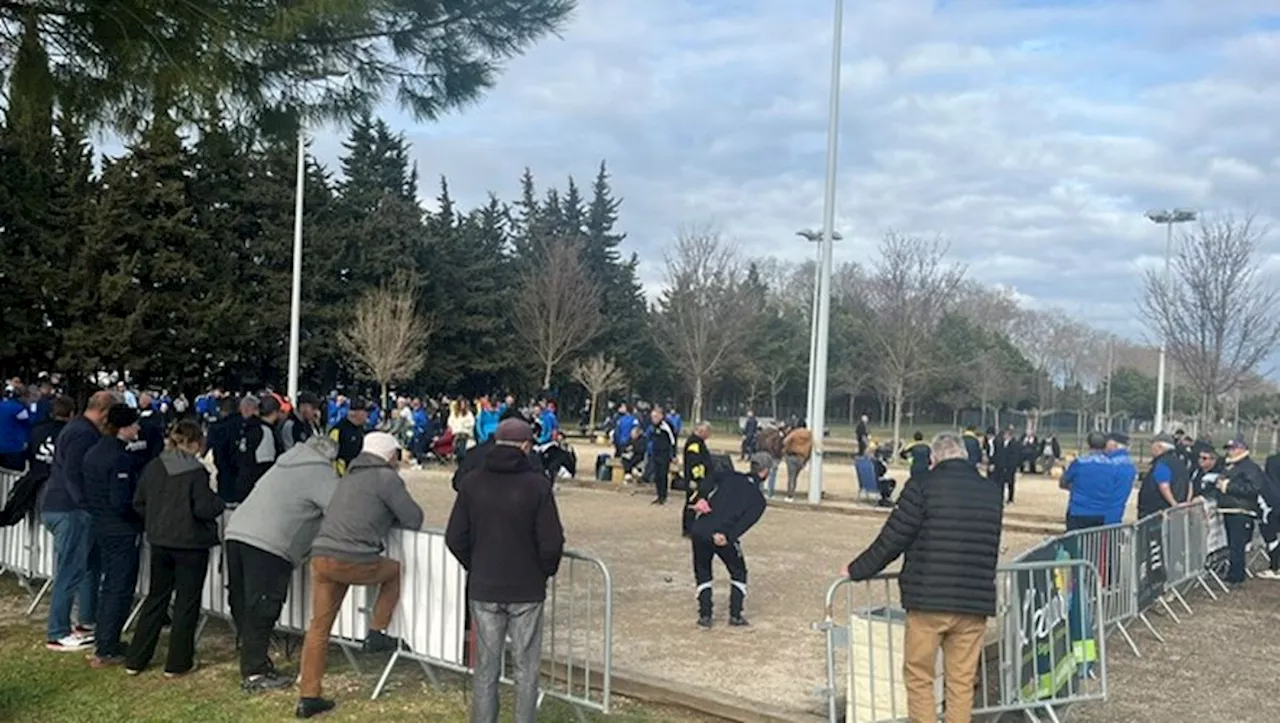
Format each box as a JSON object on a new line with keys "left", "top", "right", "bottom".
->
{"left": 404, "top": 462, "right": 1052, "bottom": 718}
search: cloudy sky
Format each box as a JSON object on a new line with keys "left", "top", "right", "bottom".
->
{"left": 312, "top": 0, "right": 1280, "bottom": 340}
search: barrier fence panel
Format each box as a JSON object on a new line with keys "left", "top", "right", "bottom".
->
{"left": 1133, "top": 512, "right": 1179, "bottom": 637}
{"left": 1049, "top": 523, "right": 1142, "bottom": 656}
{"left": 0, "top": 471, "right": 35, "bottom": 584}
{"left": 1161, "top": 503, "right": 1201, "bottom": 614}
{"left": 372, "top": 541, "right": 613, "bottom": 719}
{"left": 535, "top": 550, "right": 613, "bottom": 715}
{"left": 1201, "top": 499, "right": 1232, "bottom": 594}
{"left": 817, "top": 559, "right": 1106, "bottom": 723}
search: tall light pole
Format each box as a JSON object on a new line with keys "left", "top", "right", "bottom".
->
{"left": 808, "top": 0, "right": 844, "bottom": 506}
{"left": 287, "top": 131, "right": 306, "bottom": 401}
{"left": 796, "top": 229, "right": 843, "bottom": 436}
{"left": 1144, "top": 208, "right": 1196, "bottom": 433}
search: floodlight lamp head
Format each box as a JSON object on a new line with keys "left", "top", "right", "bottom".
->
{"left": 1145, "top": 209, "right": 1169, "bottom": 223}
{"left": 1172, "top": 209, "right": 1197, "bottom": 223}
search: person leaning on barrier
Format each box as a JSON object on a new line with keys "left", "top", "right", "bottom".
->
{"left": 1060, "top": 432, "right": 1130, "bottom": 531}
{"left": 125, "top": 420, "right": 226, "bottom": 677}
{"left": 1103, "top": 432, "right": 1139, "bottom": 520}
{"left": 1188, "top": 441, "right": 1222, "bottom": 499}
{"left": 445, "top": 418, "right": 565, "bottom": 723}
{"left": 223, "top": 434, "right": 341, "bottom": 693}
{"left": 682, "top": 421, "right": 713, "bottom": 537}
{"left": 689, "top": 452, "right": 768, "bottom": 629}
{"left": 843, "top": 431, "right": 1003, "bottom": 723}
{"left": 296, "top": 431, "right": 423, "bottom": 719}
{"left": 1209, "top": 437, "right": 1267, "bottom": 585}
{"left": 1218, "top": 437, "right": 1280, "bottom": 581}
{"left": 1137, "top": 432, "right": 1191, "bottom": 519}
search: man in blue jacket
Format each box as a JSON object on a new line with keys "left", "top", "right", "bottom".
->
{"left": 612, "top": 404, "right": 637, "bottom": 457}
{"left": 0, "top": 386, "right": 34, "bottom": 472}
{"left": 1061, "top": 431, "right": 1135, "bottom": 530}
{"left": 82, "top": 404, "right": 144, "bottom": 665}
{"left": 41, "top": 390, "right": 114, "bottom": 651}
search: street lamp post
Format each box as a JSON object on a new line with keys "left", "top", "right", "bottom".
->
{"left": 287, "top": 131, "right": 306, "bottom": 402}
{"left": 796, "top": 229, "right": 843, "bottom": 437}
{"left": 1144, "top": 208, "right": 1197, "bottom": 433}
{"left": 808, "top": 0, "right": 845, "bottom": 506}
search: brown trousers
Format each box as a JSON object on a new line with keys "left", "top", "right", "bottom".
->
{"left": 903, "top": 610, "right": 986, "bottom": 723}
{"left": 298, "top": 555, "right": 401, "bottom": 698}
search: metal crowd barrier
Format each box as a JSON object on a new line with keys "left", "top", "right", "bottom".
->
{"left": 0, "top": 471, "right": 613, "bottom": 718}
{"left": 371, "top": 544, "right": 614, "bottom": 719}
{"left": 816, "top": 559, "right": 1107, "bottom": 723}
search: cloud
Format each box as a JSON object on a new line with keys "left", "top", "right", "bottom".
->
{"left": 308, "top": 0, "right": 1280, "bottom": 346}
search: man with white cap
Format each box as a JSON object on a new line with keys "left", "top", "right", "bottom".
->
{"left": 296, "top": 431, "right": 424, "bottom": 719}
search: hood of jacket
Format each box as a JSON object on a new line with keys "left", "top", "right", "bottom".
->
{"left": 161, "top": 449, "right": 205, "bottom": 476}
{"left": 273, "top": 442, "right": 336, "bottom": 472}
{"left": 346, "top": 451, "right": 397, "bottom": 476}
{"left": 483, "top": 444, "right": 536, "bottom": 474}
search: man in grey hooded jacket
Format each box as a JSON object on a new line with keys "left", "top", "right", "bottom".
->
{"left": 224, "top": 435, "right": 341, "bottom": 693}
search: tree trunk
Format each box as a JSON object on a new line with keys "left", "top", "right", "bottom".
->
{"left": 380, "top": 380, "right": 388, "bottom": 414}
{"left": 892, "top": 381, "right": 905, "bottom": 451}
{"left": 952, "top": 408, "right": 960, "bottom": 427}
{"left": 770, "top": 389, "right": 779, "bottom": 418}
{"left": 542, "top": 362, "right": 553, "bottom": 392}
{"left": 588, "top": 391, "right": 598, "bottom": 430}
{"left": 692, "top": 375, "right": 704, "bottom": 423}
{"left": 848, "top": 395, "right": 855, "bottom": 424}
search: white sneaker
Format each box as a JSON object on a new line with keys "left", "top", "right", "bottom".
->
{"left": 47, "top": 635, "right": 93, "bottom": 652}
{"left": 1255, "top": 569, "right": 1280, "bottom": 580}
{"left": 786, "top": 496, "right": 795, "bottom": 503}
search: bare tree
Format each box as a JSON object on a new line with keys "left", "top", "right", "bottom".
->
{"left": 511, "top": 238, "right": 605, "bottom": 390}
{"left": 571, "top": 355, "right": 628, "bottom": 430}
{"left": 338, "top": 273, "right": 436, "bottom": 408}
{"left": 1140, "top": 214, "right": 1280, "bottom": 420}
{"left": 653, "top": 229, "right": 751, "bottom": 421}
{"left": 861, "top": 233, "right": 966, "bottom": 448}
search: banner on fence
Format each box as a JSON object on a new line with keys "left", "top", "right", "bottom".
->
{"left": 1013, "top": 541, "right": 1092, "bottom": 700}
{"left": 1134, "top": 515, "right": 1167, "bottom": 611}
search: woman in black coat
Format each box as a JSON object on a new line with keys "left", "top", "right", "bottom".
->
{"left": 124, "top": 420, "right": 226, "bottom": 677}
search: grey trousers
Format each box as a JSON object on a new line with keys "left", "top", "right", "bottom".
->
{"left": 470, "top": 600, "right": 545, "bottom": 723}
{"left": 785, "top": 455, "right": 807, "bottom": 496}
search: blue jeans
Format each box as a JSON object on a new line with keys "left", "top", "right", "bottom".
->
{"left": 765, "top": 458, "right": 779, "bottom": 497}
{"left": 42, "top": 510, "right": 100, "bottom": 640}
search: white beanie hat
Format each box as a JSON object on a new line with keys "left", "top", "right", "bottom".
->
{"left": 362, "top": 431, "right": 401, "bottom": 462}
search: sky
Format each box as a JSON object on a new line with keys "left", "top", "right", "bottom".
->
{"left": 308, "top": 0, "right": 1280, "bottom": 342}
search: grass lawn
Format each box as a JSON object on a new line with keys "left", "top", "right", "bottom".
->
{"left": 0, "top": 580, "right": 710, "bottom": 723}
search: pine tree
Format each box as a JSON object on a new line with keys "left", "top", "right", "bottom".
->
{"left": 70, "top": 116, "right": 212, "bottom": 386}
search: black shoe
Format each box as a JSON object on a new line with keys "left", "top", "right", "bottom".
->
{"left": 362, "top": 630, "right": 397, "bottom": 654}
{"left": 243, "top": 671, "right": 294, "bottom": 693}
{"left": 295, "top": 697, "right": 336, "bottom": 719}
{"left": 729, "top": 615, "right": 750, "bottom": 627}
{"left": 697, "top": 616, "right": 713, "bottom": 629}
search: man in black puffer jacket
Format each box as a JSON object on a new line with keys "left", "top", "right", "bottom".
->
{"left": 844, "top": 431, "right": 1003, "bottom": 723}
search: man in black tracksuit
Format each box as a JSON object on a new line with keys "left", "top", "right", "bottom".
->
{"left": 689, "top": 453, "right": 767, "bottom": 628}
{"left": 208, "top": 397, "right": 242, "bottom": 500}
{"left": 648, "top": 407, "right": 676, "bottom": 506}
{"left": 683, "top": 422, "right": 714, "bottom": 537}
{"left": 845, "top": 432, "right": 1003, "bottom": 722}
{"left": 230, "top": 395, "right": 283, "bottom": 503}
{"left": 898, "top": 431, "right": 932, "bottom": 480}
{"left": 328, "top": 399, "right": 368, "bottom": 477}
{"left": 962, "top": 426, "right": 982, "bottom": 468}
{"left": 993, "top": 427, "right": 1021, "bottom": 503}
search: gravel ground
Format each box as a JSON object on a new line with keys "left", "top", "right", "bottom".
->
{"left": 404, "top": 467, "right": 1045, "bottom": 716}
{"left": 1067, "top": 578, "right": 1280, "bottom": 723}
